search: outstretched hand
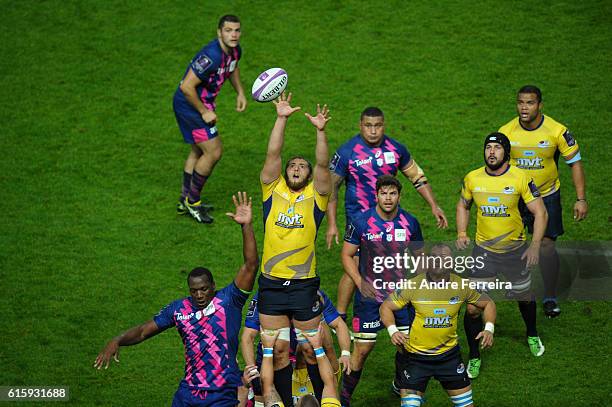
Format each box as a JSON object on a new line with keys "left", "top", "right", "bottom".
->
{"left": 305, "top": 104, "right": 331, "bottom": 131}
{"left": 226, "top": 191, "right": 252, "bottom": 225}
{"left": 274, "top": 92, "right": 301, "bottom": 118}
{"left": 93, "top": 340, "right": 120, "bottom": 370}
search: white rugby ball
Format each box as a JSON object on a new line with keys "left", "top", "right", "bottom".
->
{"left": 251, "top": 68, "right": 288, "bottom": 102}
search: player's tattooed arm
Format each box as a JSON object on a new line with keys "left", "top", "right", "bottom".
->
{"left": 325, "top": 173, "right": 344, "bottom": 249}
{"left": 402, "top": 159, "right": 448, "bottom": 228}
{"left": 456, "top": 198, "right": 472, "bottom": 250}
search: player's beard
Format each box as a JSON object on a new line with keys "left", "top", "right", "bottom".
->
{"left": 486, "top": 159, "right": 505, "bottom": 171}
{"left": 286, "top": 176, "right": 309, "bottom": 191}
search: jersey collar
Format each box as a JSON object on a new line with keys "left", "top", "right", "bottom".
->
{"left": 518, "top": 115, "right": 545, "bottom": 131}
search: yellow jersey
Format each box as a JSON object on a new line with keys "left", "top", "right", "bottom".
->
{"left": 292, "top": 367, "right": 314, "bottom": 404}
{"left": 389, "top": 273, "right": 481, "bottom": 357}
{"left": 261, "top": 176, "right": 329, "bottom": 279}
{"left": 461, "top": 165, "right": 540, "bottom": 253}
{"left": 499, "top": 115, "right": 579, "bottom": 197}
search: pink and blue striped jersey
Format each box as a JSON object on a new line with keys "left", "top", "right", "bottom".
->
{"left": 174, "top": 39, "right": 241, "bottom": 111}
{"left": 153, "top": 282, "right": 248, "bottom": 391}
{"left": 330, "top": 135, "right": 411, "bottom": 223}
{"left": 345, "top": 207, "right": 424, "bottom": 301}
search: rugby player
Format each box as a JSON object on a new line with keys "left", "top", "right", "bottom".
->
{"left": 457, "top": 132, "right": 548, "bottom": 379}
{"left": 327, "top": 107, "right": 448, "bottom": 324}
{"left": 174, "top": 15, "right": 247, "bottom": 224}
{"left": 499, "top": 85, "right": 588, "bottom": 317}
{"left": 258, "top": 92, "right": 332, "bottom": 406}
{"left": 240, "top": 290, "right": 351, "bottom": 406}
{"left": 94, "top": 192, "right": 257, "bottom": 406}
{"left": 380, "top": 244, "right": 496, "bottom": 407}
{"left": 259, "top": 326, "right": 342, "bottom": 407}
{"left": 340, "top": 175, "right": 424, "bottom": 406}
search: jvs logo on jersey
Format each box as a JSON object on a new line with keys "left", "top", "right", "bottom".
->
{"left": 275, "top": 210, "right": 304, "bottom": 228}
{"left": 480, "top": 204, "right": 509, "bottom": 217}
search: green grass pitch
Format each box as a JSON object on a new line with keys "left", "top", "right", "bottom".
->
{"left": 1, "top": 1, "right": 610, "bottom": 405}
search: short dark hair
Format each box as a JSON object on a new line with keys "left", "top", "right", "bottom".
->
{"left": 188, "top": 267, "right": 214, "bottom": 284}
{"left": 518, "top": 85, "right": 542, "bottom": 102}
{"left": 360, "top": 106, "right": 384, "bottom": 120}
{"left": 285, "top": 156, "right": 313, "bottom": 178}
{"left": 218, "top": 14, "right": 240, "bottom": 29}
{"left": 376, "top": 174, "right": 402, "bottom": 193}
{"left": 430, "top": 243, "right": 453, "bottom": 255}
{"left": 297, "top": 394, "right": 319, "bottom": 407}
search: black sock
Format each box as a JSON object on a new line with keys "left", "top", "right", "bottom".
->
{"left": 181, "top": 171, "right": 192, "bottom": 200}
{"left": 540, "top": 248, "right": 560, "bottom": 299}
{"left": 518, "top": 300, "right": 538, "bottom": 337}
{"left": 464, "top": 311, "right": 483, "bottom": 359}
{"left": 274, "top": 364, "right": 294, "bottom": 407}
{"left": 306, "top": 362, "right": 324, "bottom": 401}
{"left": 340, "top": 369, "right": 362, "bottom": 407}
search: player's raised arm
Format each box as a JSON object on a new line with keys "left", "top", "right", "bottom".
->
{"left": 306, "top": 104, "right": 332, "bottom": 196}
{"left": 380, "top": 298, "right": 410, "bottom": 348}
{"left": 93, "top": 320, "right": 162, "bottom": 370}
{"left": 401, "top": 159, "right": 448, "bottom": 228}
{"left": 260, "top": 92, "right": 301, "bottom": 184}
{"left": 229, "top": 66, "right": 247, "bottom": 112}
{"left": 226, "top": 192, "right": 259, "bottom": 292}
{"left": 522, "top": 197, "right": 548, "bottom": 267}
{"left": 326, "top": 173, "right": 344, "bottom": 248}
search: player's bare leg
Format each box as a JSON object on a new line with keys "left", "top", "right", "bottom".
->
{"left": 260, "top": 313, "right": 293, "bottom": 407}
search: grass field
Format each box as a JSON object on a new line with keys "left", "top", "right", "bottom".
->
{"left": 1, "top": 0, "right": 611, "bottom": 405}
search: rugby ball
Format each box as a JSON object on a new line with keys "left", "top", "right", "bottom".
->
{"left": 251, "top": 68, "right": 288, "bottom": 102}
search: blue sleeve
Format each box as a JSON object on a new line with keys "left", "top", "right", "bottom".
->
{"left": 344, "top": 218, "right": 362, "bottom": 245}
{"left": 244, "top": 293, "right": 260, "bottom": 330}
{"left": 190, "top": 47, "right": 220, "bottom": 80}
{"left": 319, "top": 290, "right": 340, "bottom": 324}
{"left": 396, "top": 141, "right": 412, "bottom": 169}
{"left": 223, "top": 282, "right": 250, "bottom": 310}
{"left": 330, "top": 143, "right": 350, "bottom": 178}
{"left": 153, "top": 302, "right": 176, "bottom": 331}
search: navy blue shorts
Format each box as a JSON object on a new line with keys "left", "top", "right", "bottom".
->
{"left": 352, "top": 290, "right": 414, "bottom": 339}
{"left": 395, "top": 347, "right": 470, "bottom": 392}
{"left": 171, "top": 384, "right": 237, "bottom": 407}
{"left": 173, "top": 92, "right": 219, "bottom": 144}
{"left": 520, "top": 190, "right": 564, "bottom": 240}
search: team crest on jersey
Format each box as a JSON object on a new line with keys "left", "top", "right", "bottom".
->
{"left": 503, "top": 186, "right": 515, "bottom": 194}
{"left": 192, "top": 54, "right": 212, "bottom": 74}
{"left": 386, "top": 234, "right": 393, "bottom": 242}
{"left": 449, "top": 296, "right": 460, "bottom": 305}
{"left": 295, "top": 194, "right": 305, "bottom": 203}
{"left": 563, "top": 130, "right": 576, "bottom": 146}
{"left": 195, "top": 311, "right": 202, "bottom": 320}
{"left": 376, "top": 158, "right": 384, "bottom": 166}
{"left": 538, "top": 140, "right": 551, "bottom": 148}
